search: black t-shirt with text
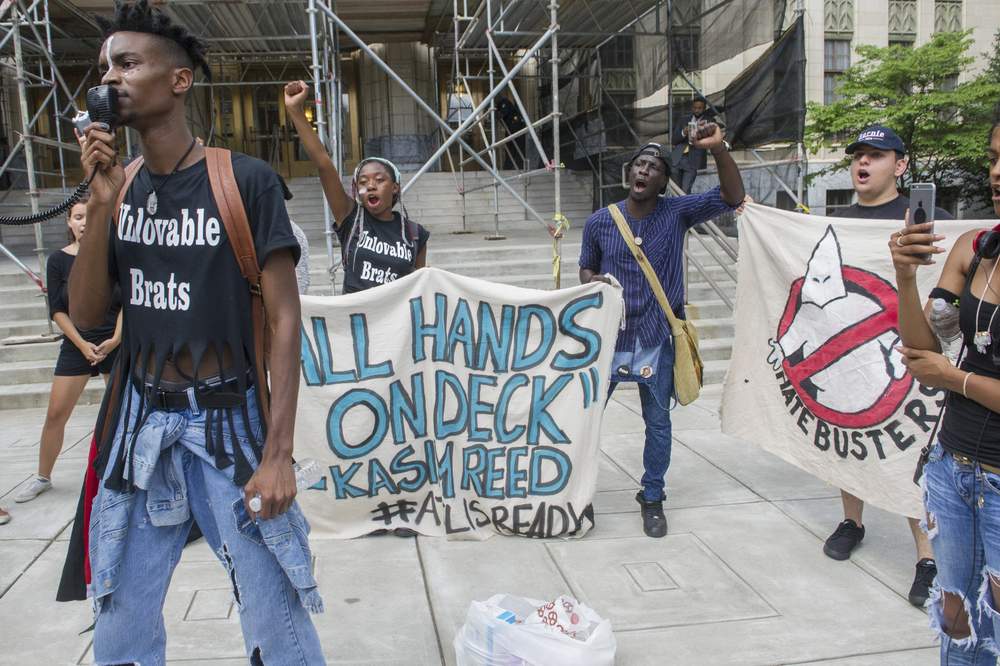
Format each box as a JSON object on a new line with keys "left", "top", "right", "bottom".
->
{"left": 831, "top": 194, "right": 953, "bottom": 221}
{"left": 336, "top": 204, "right": 429, "bottom": 294}
{"left": 110, "top": 152, "right": 299, "bottom": 386}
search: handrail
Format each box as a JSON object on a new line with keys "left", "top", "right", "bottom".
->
{"left": 701, "top": 218, "right": 738, "bottom": 261}
{"left": 688, "top": 228, "right": 737, "bottom": 283}
{"left": 0, "top": 241, "right": 45, "bottom": 294}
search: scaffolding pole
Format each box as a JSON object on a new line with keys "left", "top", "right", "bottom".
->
{"left": 10, "top": 3, "right": 52, "bottom": 332}
{"left": 484, "top": 1, "right": 503, "bottom": 241}
{"left": 314, "top": 0, "right": 555, "bottom": 233}
{"left": 307, "top": 0, "right": 336, "bottom": 286}
{"left": 549, "top": 0, "right": 563, "bottom": 287}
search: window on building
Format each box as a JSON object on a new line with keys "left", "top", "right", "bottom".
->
{"left": 888, "top": 0, "right": 917, "bottom": 43}
{"left": 824, "top": 39, "right": 851, "bottom": 104}
{"left": 939, "top": 74, "right": 959, "bottom": 92}
{"left": 934, "top": 0, "right": 963, "bottom": 34}
{"left": 826, "top": 188, "right": 854, "bottom": 214}
{"left": 776, "top": 191, "right": 797, "bottom": 211}
{"left": 599, "top": 35, "right": 634, "bottom": 70}
{"left": 671, "top": 30, "right": 700, "bottom": 72}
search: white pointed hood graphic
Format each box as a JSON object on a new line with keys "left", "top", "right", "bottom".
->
{"left": 801, "top": 226, "right": 846, "bottom": 307}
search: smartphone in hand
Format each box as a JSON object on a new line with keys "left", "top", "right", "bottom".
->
{"left": 909, "top": 183, "right": 936, "bottom": 262}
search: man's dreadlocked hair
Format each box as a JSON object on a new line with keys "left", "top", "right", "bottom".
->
{"left": 96, "top": 0, "right": 211, "bottom": 82}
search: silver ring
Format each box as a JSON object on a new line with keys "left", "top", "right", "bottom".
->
{"left": 896, "top": 236, "right": 904, "bottom": 247}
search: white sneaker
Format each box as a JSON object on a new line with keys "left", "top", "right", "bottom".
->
{"left": 0, "top": 509, "right": 10, "bottom": 525}
{"left": 14, "top": 475, "right": 52, "bottom": 503}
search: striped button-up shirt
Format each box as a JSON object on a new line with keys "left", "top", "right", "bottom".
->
{"left": 579, "top": 187, "right": 734, "bottom": 352}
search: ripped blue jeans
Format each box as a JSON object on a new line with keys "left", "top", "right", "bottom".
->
{"left": 923, "top": 442, "right": 1000, "bottom": 665}
{"left": 88, "top": 383, "right": 326, "bottom": 666}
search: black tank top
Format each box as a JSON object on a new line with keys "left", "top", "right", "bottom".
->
{"left": 939, "top": 255, "right": 1000, "bottom": 465}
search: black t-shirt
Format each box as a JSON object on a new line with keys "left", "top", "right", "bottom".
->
{"left": 939, "top": 256, "right": 1000, "bottom": 466}
{"left": 831, "top": 194, "right": 954, "bottom": 221}
{"left": 47, "top": 249, "right": 122, "bottom": 342}
{"left": 110, "top": 152, "right": 299, "bottom": 382}
{"left": 335, "top": 204, "right": 429, "bottom": 294}
{"left": 99, "top": 150, "right": 299, "bottom": 491}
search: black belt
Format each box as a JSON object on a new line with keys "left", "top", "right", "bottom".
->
{"left": 141, "top": 378, "right": 249, "bottom": 411}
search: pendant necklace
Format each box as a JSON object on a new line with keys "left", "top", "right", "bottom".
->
{"left": 974, "top": 258, "right": 1000, "bottom": 354}
{"left": 632, "top": 212, "right": 647, "bottom": 247}
{"left": 143, "top": 137, "right": 198, "bottom": 215}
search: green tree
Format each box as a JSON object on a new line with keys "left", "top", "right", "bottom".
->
{"left": 806, "top": 31, "right": 1000, "bottom": 210}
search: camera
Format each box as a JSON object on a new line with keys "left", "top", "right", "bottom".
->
{"left": 687, "top": 119, "right": 699, "bottom": 144}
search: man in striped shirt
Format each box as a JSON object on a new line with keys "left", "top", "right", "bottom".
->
{"left": 579, "top": 127, "right": 745, "bottom": 537}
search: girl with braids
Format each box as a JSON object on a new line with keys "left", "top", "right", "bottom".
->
{"left": 891, "top": 119, "right": 1000, "bottom": 664}
{"left": 284, "top": 80, "right": 429, "bottom": 293}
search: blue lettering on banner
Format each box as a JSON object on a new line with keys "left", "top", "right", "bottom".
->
{"left": 410, "top": 293, "right": 449, "bottom": 362}
{"left": 476, "top": 303, "right": 515, "bottom": 372}
{"left": 302, "top": 288, "right": 616, "bottom": 535}
{"left": 552, "top": 293, "right": 603, "bottom": 371}
{"left": 512, "top": 305, "right": 556, "bottom": 371}
{"left": 351, "top": 313, "right": 393, "bottom": 380}
{"left": 327, "top": 389, "right": 388, "bottom": 459}
{"left": 389, "top": 373, "right": 427, "bottom": 443}
{"left": 446, "top": 298, "right": 477, "bottom": 367}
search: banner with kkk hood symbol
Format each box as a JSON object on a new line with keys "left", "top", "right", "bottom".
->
{"left": 721, "top": 205, "right": 982, "bottom": 518}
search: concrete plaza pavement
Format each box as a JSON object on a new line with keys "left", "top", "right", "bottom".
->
{"left": 0, "top": 388, "right": 938, "bottom": 665}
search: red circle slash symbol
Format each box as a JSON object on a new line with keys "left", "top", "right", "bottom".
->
{"left": 776, "top": 266, "right": 913, "bottom": 429}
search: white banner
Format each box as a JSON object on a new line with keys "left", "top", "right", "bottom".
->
{"left": 294, "top": 267, "right": 623, "bottom": 539}
{"left": 722, "top": 205, "right": 982, "bottom": 518}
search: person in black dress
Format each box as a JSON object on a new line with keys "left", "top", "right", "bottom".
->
{"left": 12, "top": 195, "right": 122, "bottom": 508}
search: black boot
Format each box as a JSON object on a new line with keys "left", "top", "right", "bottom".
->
{"left": 635, "top": 491, "right": 667, "bottom": 538}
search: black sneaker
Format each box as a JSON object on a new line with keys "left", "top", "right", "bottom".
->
{"left": 823, "top": 519, "right": 865, "bottom": 560}
{"left": 908, "top": 558, "right": 937, "bottom": 607}
{"left": 635, "top": 491, "right": 668, "bottom": 538}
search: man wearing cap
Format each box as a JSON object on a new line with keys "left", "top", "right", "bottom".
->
{"left": 824, "top": 124, "right": 952, "bottom": 606}
{"left": 579, "top": 124, "right": 745, "bottom": 538}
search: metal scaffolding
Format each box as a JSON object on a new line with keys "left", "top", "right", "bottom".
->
{"left": 0, "top": 0, "right": 102, "bottom": 333}
{"left": 0, "top": 0, "right": 802, "bottom": 300}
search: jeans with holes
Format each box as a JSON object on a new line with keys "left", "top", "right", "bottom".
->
{"left": 923, "top": 441, "right": 1000, "bottom": 665}
{"left": 88, "top": 384, "right": 325, "bottom": 666}
{"left": 608, "top": 339, "right": 675, "bottom": 502}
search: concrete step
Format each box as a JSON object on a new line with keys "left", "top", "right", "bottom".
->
{"left": 682, "top": 317, "right": 734, "bottom": 341}
{"left": 0, "top": 318, "right": 54, "bottom": 338}
{"left": 703, "top": 358, "right": 732, "bottom": 386}
{"left": 0, "top": 378, "right": 105, "bottom": 410}
{"left": 681, "top": 299, "right": 732, "bottom": 320}
{"left": 0, "top": 271, "right": 45, "bottom": 288}
{"left": 0, "top": 340, "right": 62, "bottom": 363}
{"left": 0, "top": 302, "right": 48, "bottom": 323}
{"left": 2, "top": 285, "right": 49, "bottom": 305}
{"left": 699, "top": 337, "right": 734, "bottom": 362}
{"left": 0, "top": 360, "right": 59, "bottom": 385}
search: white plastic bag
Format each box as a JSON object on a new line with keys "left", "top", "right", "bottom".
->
{"left": 454, "top": 594, "right": 616, "bottom": 666}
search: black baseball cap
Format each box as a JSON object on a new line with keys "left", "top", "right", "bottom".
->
{"left": 846, "top": 125, "right": 906, "bottom": 155}
{"left": 630, "top": 142, "right": 669, "bottom": 170}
